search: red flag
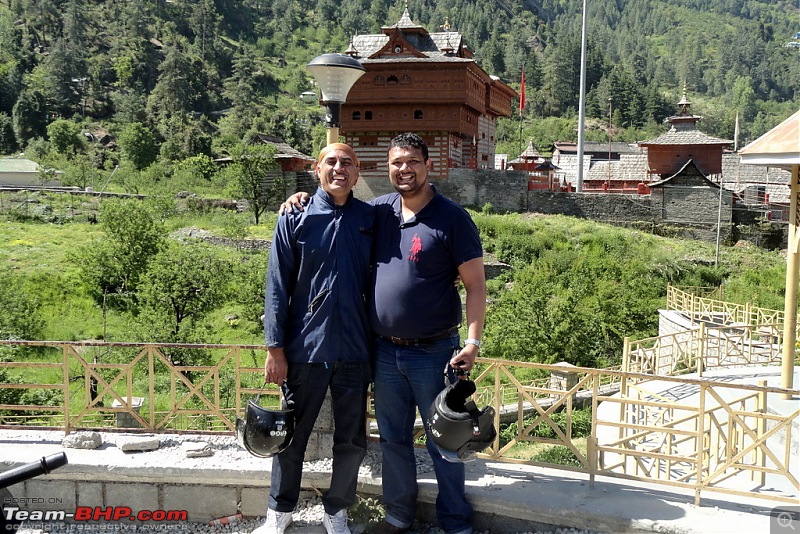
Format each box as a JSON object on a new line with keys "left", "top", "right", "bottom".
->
{"left": 519, "top": 68, "right": 526, "bottom": 112}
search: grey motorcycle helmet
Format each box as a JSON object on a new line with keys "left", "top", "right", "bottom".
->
{"left": 426, "top": 367, "right": 496, "bottom": 462}
{"left": 236, "top": 382, "right": 295, "bottom": 458}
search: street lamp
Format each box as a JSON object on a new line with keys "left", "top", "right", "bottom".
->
{"left": 306, "top": 53, "right": 365, "bottom": 145}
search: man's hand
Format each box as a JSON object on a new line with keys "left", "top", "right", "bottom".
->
{"left": 278, "top": 192, "right": 310, "bottom": 215}
{"left": 265, "top": 348, "right": 288, "bottom": 385}
{"left": 450, "top": 343, "right": 479, "bottom": 377}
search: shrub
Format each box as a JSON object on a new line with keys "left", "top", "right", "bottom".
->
{"left": 533, "top": 445, "right": 582, "bottom": 467}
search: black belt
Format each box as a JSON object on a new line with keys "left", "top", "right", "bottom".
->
{"left": 379, "top": 327, "right": 458, "bottom": 346}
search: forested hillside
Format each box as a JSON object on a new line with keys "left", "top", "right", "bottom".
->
{"left": 0, "top": 0, "right": 797, "bottom": 180}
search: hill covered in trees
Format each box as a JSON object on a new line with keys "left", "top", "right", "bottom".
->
{"left": 0, "top": 0, "right": 796, "bottom": 183}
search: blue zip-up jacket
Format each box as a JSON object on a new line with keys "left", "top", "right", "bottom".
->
{"left": 264, "top": 187, "right": 373, "bottom": 363}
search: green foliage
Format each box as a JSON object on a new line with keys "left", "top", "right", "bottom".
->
{"left": 136, "top": 242, "right": 232, "bottom": 348}
{"left": 0, "top": 274, "right": 45, "bottom": 340}
{"left": 500, "top": 409, "right": 592, "bottom": 446}
{"left": 2, "top": 196, "right": 792, "bottom": 370}
{"left": 0, "top": 0, "right": 794, "bottom": 170}
{"left": 118, "top": 122, "right": 159, "bottom": 171}
{"left": 478, "top": 214, "right": 730, "bottom": 367}
{"left": 232, "top": 252, "right": 268, "bottom": 330}
{"left": 45, "top": 119, "right": 82, "bottom": 156}
{"left": 350, "top": 495, "right": 385, "bottom": 533}
{"left": 227, "top": 143, "right": 281, "bottom": 225}
{"left": 70, "top": 199, "right": 166, "bottom": 306}
{"left": 533, "top": 445, "right": 582, "bottom": 467}
{"left": 0, "top": 112, "right": 18, "bottom": 153}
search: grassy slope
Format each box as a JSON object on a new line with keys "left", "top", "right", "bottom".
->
{"left": 1, "top": 209, "right": 789, "bottom": 346}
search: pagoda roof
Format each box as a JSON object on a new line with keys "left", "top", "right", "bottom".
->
{"left": 640, "top": 85, "right": 732, "bottom": 147}
{"left": 381, "top": 8, "right": 424, "bottom": 32}
{"left": 351, "top": 7, "right": 466, "bottom": 60}
{"left": 639, "top": 127, "right": 732, "bottom": 147}
{"left": 648, "top": 159, "right": 720, "bottom": 188}
{"left": 518, "top": 140, "right": 541, "bottom": 159}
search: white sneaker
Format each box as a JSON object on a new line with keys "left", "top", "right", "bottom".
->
{"left": 252, "top": 508, "right": 293, "bottom": 534}
{"left": 322, "top": 509, "right": 351, "bottom": 534}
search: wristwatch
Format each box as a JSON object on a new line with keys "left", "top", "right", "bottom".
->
{"left": 464, "top": 338, "right": 482, "bottom": 349}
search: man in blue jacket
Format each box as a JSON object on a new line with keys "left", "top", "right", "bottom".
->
{"left": 257, "top": 143, "right": 373, "bottom": 534}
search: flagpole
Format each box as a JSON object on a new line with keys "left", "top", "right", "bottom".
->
{"left": 576, "top": 0, "right": 588, "bottom": 192}
{"left": 518, "top": 67, "right": 526, "bottom": 157}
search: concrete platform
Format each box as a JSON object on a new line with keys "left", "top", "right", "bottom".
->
{"left": 0, "top": 429, "right": 796, "bottom": 533}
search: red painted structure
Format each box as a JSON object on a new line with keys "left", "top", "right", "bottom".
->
{"left": 337, "top": 9, "right": 518, "bottom": 183}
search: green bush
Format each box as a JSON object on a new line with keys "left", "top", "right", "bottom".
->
{"left": 499, "top": 408, "right": 592, "bottom": 447}
{"left": 533, "top": 445, "right": 582, "bottom": 467}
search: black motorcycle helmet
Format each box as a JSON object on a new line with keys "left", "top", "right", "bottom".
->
{"left": 426, "top": 367, "right": 496, "bottom": 462}
{"left": 236, "top": 382, "right": 295, "bottom": 458}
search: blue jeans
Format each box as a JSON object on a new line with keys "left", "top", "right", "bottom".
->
{"left": 269, "top": 361, "right": 370, "bottom": 516}
{"left": 374, "top": 337, "right": 473, "bottom": 534}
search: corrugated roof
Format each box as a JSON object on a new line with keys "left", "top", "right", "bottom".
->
{"left": 254, "top": 135, "right": 315, "bottom": 162}
{"left": 553, "top": 141, "right": 639, "bottom": 155}
{"left": 0, "top": 158, "right": 40, "bottom": 172}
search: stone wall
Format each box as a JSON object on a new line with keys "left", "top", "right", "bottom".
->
{"left": 322, "top": 168, "right": 784, "bottom": 247}
{"left": 525, "top": 191, "right": 657, "bottom": 220}
{"left": 433, "top": 169, "right": 529, "bottom": 212}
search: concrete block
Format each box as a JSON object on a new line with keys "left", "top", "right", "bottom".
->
{"left": 25, "top": 479, "right": 75, "bottom": 511}
{"left": 305, "top": 432, "right": 320, "bottom": 461}
{"left": 76, "top": 481, "right": 104, "bottom": 508}
{"left": 317, "top": 432, "right": 334, "bottom": 458}
{"left": 240, "top": 487, "right": 267, "bottom": 518}
{"left": 104, "top": 482, "right": 158, "bottom": 513}
{"left": 162, "top": 484, "right": 238, "bottom": 522}
{"left": 314, "top": 394, "right": 333, "bottom": 432}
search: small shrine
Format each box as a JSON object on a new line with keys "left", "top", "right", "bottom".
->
{"left": 639, "top": 85, "right": 732, "bottom": 181}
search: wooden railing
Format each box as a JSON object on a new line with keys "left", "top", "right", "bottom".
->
{"left": 623, "top": 322, "right": 783, "bottom": 377}
{"left": 0, "top": 340, "right": 271, "bottom": 432}
{"left": 1, "top": 338, "right": 796, "bottom": 506}
{"left": 667, "top": 286, "right": 785, "bottom": 328}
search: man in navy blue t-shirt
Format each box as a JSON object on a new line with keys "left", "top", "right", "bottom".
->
{"left": 370, "top": 133, "right": 485, "bottom": 534}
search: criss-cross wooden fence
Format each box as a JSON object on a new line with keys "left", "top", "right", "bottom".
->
{"left": 1, "top": 336, "right": 796, "bottom": 507}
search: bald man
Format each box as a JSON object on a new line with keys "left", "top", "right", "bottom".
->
{"left": 257, "top": 144, "right": 374, "bottom": 534}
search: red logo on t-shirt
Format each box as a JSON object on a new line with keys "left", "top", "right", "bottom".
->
{"left": 408, "top": 234, "right": 422, "bottom": 262}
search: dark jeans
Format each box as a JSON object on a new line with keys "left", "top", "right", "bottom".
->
{"left": 374, "top": 337, "right": 473, "bottom": 534}
{"left": 269, "top": 361, "right": 370, "bottom": 516}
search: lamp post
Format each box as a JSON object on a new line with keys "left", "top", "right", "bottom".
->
{"left": 306, "top": 53, "right": 365, "bottom": 145}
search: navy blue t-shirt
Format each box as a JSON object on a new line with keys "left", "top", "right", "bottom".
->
{"left": 369, "top": 191, "right": 483, "bottom": 339}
